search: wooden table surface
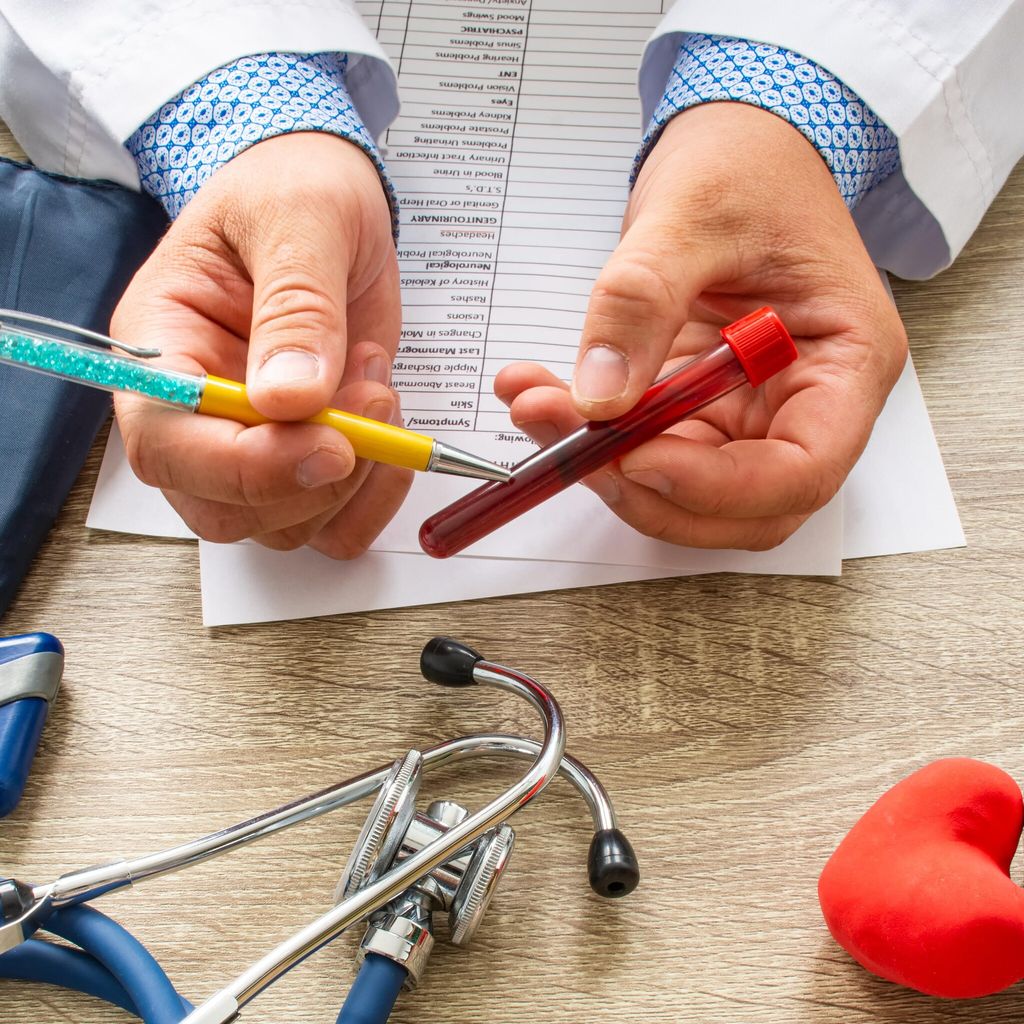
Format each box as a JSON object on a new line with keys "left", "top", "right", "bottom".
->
{"left": 3, "top": 120, "right": 1024, "bottom": 1023}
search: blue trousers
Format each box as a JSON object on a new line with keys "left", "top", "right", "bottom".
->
{"left": 0, "top": 158, "right": 167, "bottom": 616}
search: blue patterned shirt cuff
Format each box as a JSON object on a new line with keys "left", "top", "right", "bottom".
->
{"left": 634, "top": 34, "right": 900, "bottom": 211}
{"left": 125, "top": 52, "right": 398, "bottom": 235}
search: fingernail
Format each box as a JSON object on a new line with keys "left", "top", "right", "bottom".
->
{"left": 519, "top": 420, "right": 559, "bottom": 448}
{"left": 574, "top": 346, "right": 629, "bottom": 404}
{"left": 298, "top": 446, "right": 350, "bottom": 488}
{"left": 364, "top": 354, "right": 391, "bottom": 385}
{"left": 366, "top": 396, "right": 395, "bottom": 424}
{"left": 259, "top": 349, "right": 319, "bottom": 385}
{"left": 624, "top": 469, "right": 673, "bottom": 497}
{"left": 585, "top": 472, "right": 621, "bottom": 505}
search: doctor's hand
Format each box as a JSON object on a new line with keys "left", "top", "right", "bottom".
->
{"left": 495, "top": 102, "right": 908, "bottom": 550}
{"left": 111, "top": 132, "right": 409, "bottom": 557}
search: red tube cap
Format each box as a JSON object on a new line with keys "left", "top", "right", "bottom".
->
{"left": 719, "top": 306, "right": 798, "bottom": 386}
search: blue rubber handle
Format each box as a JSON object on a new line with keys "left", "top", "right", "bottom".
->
{"left": 0, "top": 632, "right": 62, "bottom": 818}
{"left": 336, "top": 954, "right": 407, "bottom": 1024}
{"left": 0, "top": 698, "right": 49, "bottom": 817}
{"left": 0, "top": 632, "right": 63, "bottom": 666}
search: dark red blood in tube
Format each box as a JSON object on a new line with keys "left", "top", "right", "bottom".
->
{"left": 419, "top": 307, "right": 797, "bottom": 558}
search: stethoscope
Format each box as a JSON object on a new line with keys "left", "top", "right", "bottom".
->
{"left": 0, "top": 637, "right": 640, "bottom": 1022}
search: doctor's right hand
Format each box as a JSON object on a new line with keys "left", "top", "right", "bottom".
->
{"left": 111, "top": 132, "right": 410, "bottom": 558}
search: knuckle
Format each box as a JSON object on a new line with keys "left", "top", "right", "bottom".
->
{"left": 121, "top": 420, "right": 167, "bottom": 490}
{"left": 694, "top": 484, "right": 729, "bottom": 519}
{"left": 743, "top": 517, "right": 802, "bottom": 552}
{"left": 254, "top": 273, "right": 339, "bottom": 337}
{"left": 590, "top": 254, "right": 678, "bottom": 332}
{"left": 315, "top": 530, "right": 370, "bottom": 561}
{"left": 637, "top": 507, "right": 688, "bottom": 546}
{"left": 123, "top": 430, "right": 157, "bottom": 488}
{"left": 234, "top": 463, "right": 281, "bottom": 509}
{"left": 188, "top": 510, "right": 251, "bottom": 545}
{"left": 256, "top": 526, "right": 313, "bottom": 552}
{"left": 882, "top": 312, "right": 910, "bottom": 380}
{"left": 779, "top": 444, "right": 844, "bottom": 516}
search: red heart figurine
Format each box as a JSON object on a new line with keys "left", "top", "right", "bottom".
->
{"left": 819, "top": 757, "right": 1024, "bottom": 998}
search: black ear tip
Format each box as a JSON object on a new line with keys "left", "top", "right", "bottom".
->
{"left": 420, "top": 637, "right": 484, "bottom": 687}
{"left": 587, "top": 828, "right": 640, "bottom": 898}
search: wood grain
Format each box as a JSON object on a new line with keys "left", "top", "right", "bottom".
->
{"left": 0, "top": 122, "right": 27, "bottom": 163}
{"left": 2, "top": 115, "right": 1024, "bottom": 1022}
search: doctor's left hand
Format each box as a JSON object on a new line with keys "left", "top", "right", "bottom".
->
{"left": 494, "top": 103, "right": 907, "bottom": 551}
{"left": 111, "top": 132, "right": 409, "bottom": 557}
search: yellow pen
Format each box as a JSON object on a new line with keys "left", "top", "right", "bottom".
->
{"left": 0, "top": 310, "right": 510, "bottom": 483}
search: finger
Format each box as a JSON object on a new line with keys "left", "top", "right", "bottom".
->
{"left": 259, "top": 397, "right": 412, "bottom": 557}
{"left": 342, "top": 261, "right": 402, "bottom": 379}
{"left": 241, "top": 200, "right": 355, "bottom": 421}
{"left": 341, "top": 340, "right": 394, "bottom": 393}
{"left": 506, "top": 401, "right": 811, "bottom": 548}
{"left": 161, "top": 400, "right": 397, "bottom": 544}
{"left": 309, "top": 459, "right": 413, "bottom": 560}
{"left": 164, "top": 487, "right": 336, "bottom": 546}
{"left": 508, "top": 385, "right": 584, "bottom": 448}
{"left": 310, "top": 392, "right": 412, "bottom": 559}
{"left": 619, "top": 435, "right": 835, "bottom": 520}
{"left": 248, "top": 501, "right": 343, "bottom": 552}
{"left": 494, "top": 362, "right": 567, "bottom": 406}
{"left": 597, "top": 474, "right": 812, "bottom": 550}
{"left": 571, "top": 203, "right": 719, "bottom": 420}
{"left": 619, "top": 363, "right": 886, "bottom": 519}
{"left": 121, "top": 380, "right": 394, "bottom": 512}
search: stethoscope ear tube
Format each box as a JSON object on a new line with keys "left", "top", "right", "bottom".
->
{"left": 588, "top": 829, "right": 640, "bottom": 898}
{"left": 419, "top": 637, "right": 483, "bottom": 687}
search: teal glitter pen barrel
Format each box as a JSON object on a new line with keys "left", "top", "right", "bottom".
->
{"left": 0, "top": 328, "right": 202, "bottom": 408}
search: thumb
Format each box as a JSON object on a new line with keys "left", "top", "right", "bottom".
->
{"left": 243, "top": 216, "right": 352, "bottom": 421}
{"left": 572, "top": 209, "right": 713, "bottom": 420}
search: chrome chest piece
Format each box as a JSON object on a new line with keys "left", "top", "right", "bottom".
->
{"left": 338, "top": 744, "right": 518, "bottom": 986}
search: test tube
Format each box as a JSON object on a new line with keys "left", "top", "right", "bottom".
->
{"left": 418, "top": 306, "right": 798, "bottom": 559}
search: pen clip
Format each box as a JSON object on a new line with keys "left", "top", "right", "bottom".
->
{"left": 0, "top": 308, "right": 162, "bottom": 358}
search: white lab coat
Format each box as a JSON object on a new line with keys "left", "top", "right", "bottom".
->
{"left": 0, "top": 0, "right": 397, "bottom": 191}
{"left": 0, "top": 1, "right": 1020, "bottom": 280}
{"left": 641, "top": 1, "right": 1024, "bottom": 278}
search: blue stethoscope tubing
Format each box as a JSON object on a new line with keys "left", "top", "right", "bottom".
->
{"left": 0, "top": 896, "right": 405, "bottom": 1023}
{"left": 0, "top": 899, "right": 192, "bottom": 1021}
{"left": 335, "top": 954, "right": 407, "bottom": 1024}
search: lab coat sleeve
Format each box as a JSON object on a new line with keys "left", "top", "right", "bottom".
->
{"left": 640, "top": 1, "right": 1024, "bottom": 279}
{"left": 0, "top": 0, "right": 397, "bottom": 190}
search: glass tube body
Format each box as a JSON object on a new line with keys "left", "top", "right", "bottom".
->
{"left": 419, "top": 343, "right": 748, "bottom": 558}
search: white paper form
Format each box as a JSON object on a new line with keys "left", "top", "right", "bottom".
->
{"left": 198, "top": 543, "right": 682, "bottom": 627}
{"left": 365, "top": 0, "right": 656, "bottom": 449}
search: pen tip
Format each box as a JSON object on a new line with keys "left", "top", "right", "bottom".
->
{"left": 429, "top": 442, "right": 511, "bottom": 482}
